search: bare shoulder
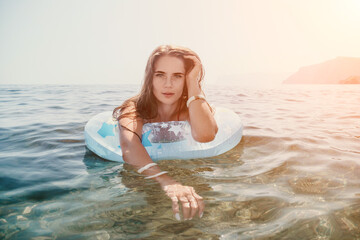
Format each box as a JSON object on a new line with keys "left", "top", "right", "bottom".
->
{"left": 118, "top": 102, "right": 144, "bottom": 133}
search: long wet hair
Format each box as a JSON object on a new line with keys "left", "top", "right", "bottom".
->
{"left": 113, "top": 45, "right": 205, "bottom": 122}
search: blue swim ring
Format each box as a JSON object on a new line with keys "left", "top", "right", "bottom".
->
{"left": 84, "top": 107, "right": 243, "bottom": 162}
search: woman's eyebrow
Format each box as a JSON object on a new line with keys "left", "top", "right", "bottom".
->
{"left": 154, "top": 71, "right": 184, "bottom": 75}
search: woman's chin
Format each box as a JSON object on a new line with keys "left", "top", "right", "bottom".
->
{"left": 157, "top": 96, "right": 181, "bottom": 105}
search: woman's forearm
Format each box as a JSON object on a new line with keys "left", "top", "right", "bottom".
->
{"left": 187, "top": 82, "right": 218, "bottom": 142}
{"left": 122, "top": 141, "right": 177, "bottom": 187}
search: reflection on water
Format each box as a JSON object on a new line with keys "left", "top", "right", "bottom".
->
{"left": 1, "top": 84, "right": 360, "bottom": 239}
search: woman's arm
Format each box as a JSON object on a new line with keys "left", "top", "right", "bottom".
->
{"left": 184, "top": 55, "right": 218, "bottom": 143}
{"left": 119, "top": 107, "right": 204, "bottom": 220}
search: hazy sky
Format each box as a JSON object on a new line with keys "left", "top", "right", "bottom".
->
{"left": 1, "top": 0, "right": 360, "bottom": 85}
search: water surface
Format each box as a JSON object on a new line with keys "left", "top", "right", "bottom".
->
{"left": 1, "top": 84, "right": 360, "bottom": 239}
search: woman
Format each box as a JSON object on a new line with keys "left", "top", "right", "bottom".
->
{"left": 113, "top": 45, "right": 218, "bottom": 221}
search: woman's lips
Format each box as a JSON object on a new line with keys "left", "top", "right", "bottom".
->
{"left": 162, "top": 92, "right": 175, "bottom": 98}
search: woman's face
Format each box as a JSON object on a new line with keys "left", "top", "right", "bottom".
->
{"left": 152, "top": 55, "right": 186, "bottom": 107}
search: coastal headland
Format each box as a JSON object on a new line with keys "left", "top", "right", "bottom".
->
{"left": 284, "top": 57, "right": 360, "bottom": 84}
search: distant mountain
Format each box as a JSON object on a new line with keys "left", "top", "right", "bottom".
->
{"left": 339, "top": 76, "right": 360, "bottom": 84}
{"left": 284, "top": 57, "right": 360, "bottom": 84}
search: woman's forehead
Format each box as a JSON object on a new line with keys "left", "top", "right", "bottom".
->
{"left": 154, "top": 55, "right": 185, "bottom": 72}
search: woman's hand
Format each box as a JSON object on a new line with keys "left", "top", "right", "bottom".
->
{"left": 183, "top": 55, "right": 202, "bottom": 91}
{"left": 162, "top": 183, "right": 204, "bottom": 221}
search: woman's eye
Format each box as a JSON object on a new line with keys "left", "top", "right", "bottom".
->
{"left": 174, "top": 75, "right": 183, "bottom": 79}
{"left": 155, "top": 73, "right": 164, "bottom": 77}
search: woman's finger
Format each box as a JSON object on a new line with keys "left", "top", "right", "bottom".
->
{"left": 179, "top": 196, "right": 191, "bottom": 220}
{"left": 197, "top": 197, "right": 205, "bottom": 218}
{"left": 192, "top": 191, "right": 203, "bottom": 200}
{"left": 170, "top": 196, "right": 181, "bottom": 221}
{"left": 190, "top": 188, "right": 204, "bottom": 218}
{"left": 165, "top": 189, "right": 181, "bottom": 221}
{"left": 183, "top": 55, "right": 200, "bottom": 64}
{"left": 187, "top": 195, "right": 199, "bottom": 219}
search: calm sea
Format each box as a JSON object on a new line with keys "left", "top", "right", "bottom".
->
{"left": 0, "top": 84, "right": 359, "bottom": 239}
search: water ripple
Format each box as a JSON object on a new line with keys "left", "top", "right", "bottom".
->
{"left": 1, "top": 84, "right": 360, "bottom": 239}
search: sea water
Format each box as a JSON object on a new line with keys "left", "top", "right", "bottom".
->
{"left": 0, "top": 84, "right": 359, "bottom": 239}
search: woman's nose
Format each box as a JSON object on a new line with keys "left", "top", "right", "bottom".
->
{"left": 164, "top": 77, "right": 172, "bottom": 87}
